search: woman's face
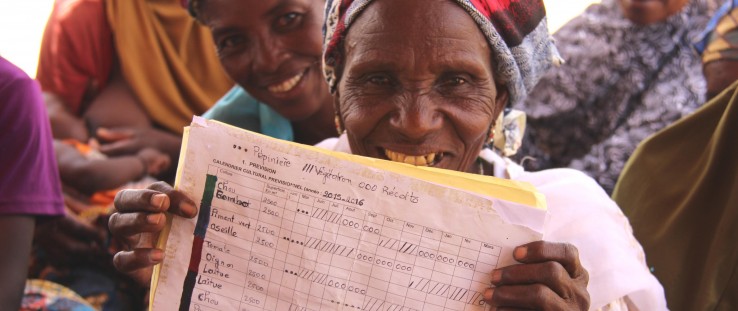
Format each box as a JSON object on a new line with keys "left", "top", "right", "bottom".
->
{"left": 199, "top": 0, "right": 330, "bottom": 121}
{"left": 618, "top": 0, "right": 690, "bottom": 25}
{"left": 336, "top": 0, "right": 507, "bottom": 173}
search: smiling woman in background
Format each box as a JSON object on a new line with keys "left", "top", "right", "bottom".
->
{"left": 190, "top": 0, "right": 336, "bottom": 145}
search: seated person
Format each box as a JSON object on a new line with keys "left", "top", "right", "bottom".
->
{"left": 0, "top": 56, "right": 90, "bottom": 310}
{"left": 107, "top": 0, "right": 668, "bottom": 309}
{"left": 37, "top": 0, "right": 233, "bottom": 160}
{"left": 517, "top": 0, "right": 716, "bottom": 193}
{"left": 613, "top": 1, "right": 738, "bottom": 309}
{"left": 34, "top": 1, "right": 230, "bottom": 308}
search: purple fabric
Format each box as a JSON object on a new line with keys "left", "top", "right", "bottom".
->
{"left": 0, "top": 57, "right": 65, "bottom": 216}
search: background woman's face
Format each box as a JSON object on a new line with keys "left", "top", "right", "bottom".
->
{"left": 336, "top": 0, "right": 507, "bottom": 173}
{"left": 618, "top": 0, "right": 690, "bottom": 25}
{"left": 200, "top": 0, "right": 329, "bottom": 121}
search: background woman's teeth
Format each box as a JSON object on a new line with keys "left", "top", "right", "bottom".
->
{"left": 268, "top": 72, "right": 303, "bottom": 93}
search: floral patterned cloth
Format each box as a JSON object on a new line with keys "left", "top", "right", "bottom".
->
{"left": 517, "top": 0, "right": 717, "bottom": 193}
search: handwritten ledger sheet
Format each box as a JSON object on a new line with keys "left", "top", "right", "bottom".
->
{"left": 151, "top": 117, "right": 547, "bottom": 311}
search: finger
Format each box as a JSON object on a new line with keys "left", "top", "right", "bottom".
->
{"left": 490, "top": 261, "right": 571, "bottom": 297}
{"left": 113, "top": 248, "right": 164, "bottom": 273}
{"left": 99, "top": 140, "right": 139, "bottom": 156}
{"left": 148, "top": 182, "right": 198, "bottom": 218}
{"left": 513, "top": 241, "right": 585, "bottom": 279}
{"left": 96, "top": 127, "right": 135, "bottom": 142}
{"left": 485, "top": 284, "right": 568, "bottom": 311}
{"left": 108, "top": 211, "right": 167, "bottom": 238}
{"left": 114, "top": 188, "right": 171, "bottom": 214}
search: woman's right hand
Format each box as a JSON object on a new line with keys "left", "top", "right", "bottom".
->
{"left": 109, "top": 182, "right": 198, "bottom": 286}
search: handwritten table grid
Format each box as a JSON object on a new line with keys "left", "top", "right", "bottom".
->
{"left": 186, "top": 164, "right": 501, "bottom": 311}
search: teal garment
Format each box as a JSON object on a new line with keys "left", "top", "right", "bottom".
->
{"left": 202, "top": 85, "right": 294, "bottom": 141}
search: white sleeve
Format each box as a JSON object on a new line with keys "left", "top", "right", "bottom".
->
{"left": 515, "top": 168, "right": 668, "bottom": 311}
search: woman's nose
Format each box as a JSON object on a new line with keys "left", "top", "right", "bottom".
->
{"left": 389, "top": 96, "right": 443, "bottom": 141}
{"left": 251, "top": 38, "right": 287, "bottom": 74}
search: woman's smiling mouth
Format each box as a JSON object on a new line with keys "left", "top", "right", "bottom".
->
{"left": 383, "top": 148, "right": 444, "bottom": 166}
{"left": 267, "top": 70, "right": 305, "bottom": 93}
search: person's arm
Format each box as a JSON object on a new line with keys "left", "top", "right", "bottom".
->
{"left": 44, "top": 92, "right": 89, "bottom": 141}
{"left": 0, "top": 215, "right": 35, "bottom": 310}
{"left": 55, "top": 141, "right": 171, "bottom": 195}
{"left": 87, "top": 71, "right": 182, "bottom": 173}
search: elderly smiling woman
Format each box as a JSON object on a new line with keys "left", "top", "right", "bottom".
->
{"left": 318, "top": 0, "right": 667, "bottom": 309}
{"left": 109, "top": 0, "right": 667, "bottom": 310}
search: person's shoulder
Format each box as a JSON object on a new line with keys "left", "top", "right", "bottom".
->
{"left": 49, "top": 0, "right": 106, "bottom": 29}
{"left": 0, "top": 58, "right": 41, "bottom": 109}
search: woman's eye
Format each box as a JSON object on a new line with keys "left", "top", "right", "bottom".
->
{"left": 275, "top": 12, "right": 303, "bottom": 30}
{"left": 217, "top": 36, "right": 245, "bottom": 52}
{"left": 368, "top": 75, "right": 390, "bottom": 85}
{"left": 448, "top": 76, "right": 467, "bottom": 86}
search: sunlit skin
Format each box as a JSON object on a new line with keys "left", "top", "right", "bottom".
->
{"left": 618, "top": 0, "right": 690, "bottom": 25}
{"left": 336, "top": 0, "right": 507, "bottom": 173}
{"left": 198, "top": 0, "right": 335, "bottom": 144}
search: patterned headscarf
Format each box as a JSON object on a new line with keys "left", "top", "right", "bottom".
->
{"left": 322, "top": 0, "right": 561, "bottom": 107}
{"left": 694, "top": 0, "right": 738, "bottom": 64}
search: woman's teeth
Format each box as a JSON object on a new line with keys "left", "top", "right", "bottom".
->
{"left": 384, "top": 149, "right": 440, "bottom": 166}
{"left": 267, "top": 72, "right": 304, "bottom": 93}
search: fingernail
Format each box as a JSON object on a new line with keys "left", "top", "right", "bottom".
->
{"left": 151, "top": 194, "right": 167, "bottom": 210}
{"left": 149, "top": 249, "right": 164, "bottom": 262}
{"left": 147, "top": 213, "right": 162, "bottom": 225}
{"left": 514, "top": 246, "right": 527, "bottom": 260}
{"left": 483, "top": 288, "right": 494, "bottom": 301}
{"left": 490, "top": 269, "right": 502, "bottom": 284}
{"left": 180, "top": 201, "right": 197, "bottom": 217}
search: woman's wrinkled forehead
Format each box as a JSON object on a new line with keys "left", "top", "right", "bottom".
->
{"left": 322, "top": 0, "right": 559, "bottom": 107}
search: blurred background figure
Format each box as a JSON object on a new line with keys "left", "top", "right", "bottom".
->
{"left": 0, "top": 55, "right": 93, "bottom": 311}
{"left": 518, "top": 0, "right": 718, "bottom": 193}
{"left": 27, "top": 0, "right": 232, "bottom": 309}
{"left": 613, "top": 1, "right": 738, "bottom": 309}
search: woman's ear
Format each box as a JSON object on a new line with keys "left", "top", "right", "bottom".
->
{"left": 333, "top": 90, "right": 345, "bottom": 134}
{"left": 494, "top": 85, "right": 509, "bottom": 118}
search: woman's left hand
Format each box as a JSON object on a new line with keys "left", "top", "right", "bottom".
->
{"left": 483, "top": 241, "right": 590, "bottom": 310}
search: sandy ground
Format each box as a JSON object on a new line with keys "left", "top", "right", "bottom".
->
{"left": 0, "top": 0, "right": 600, "bottom": 78}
